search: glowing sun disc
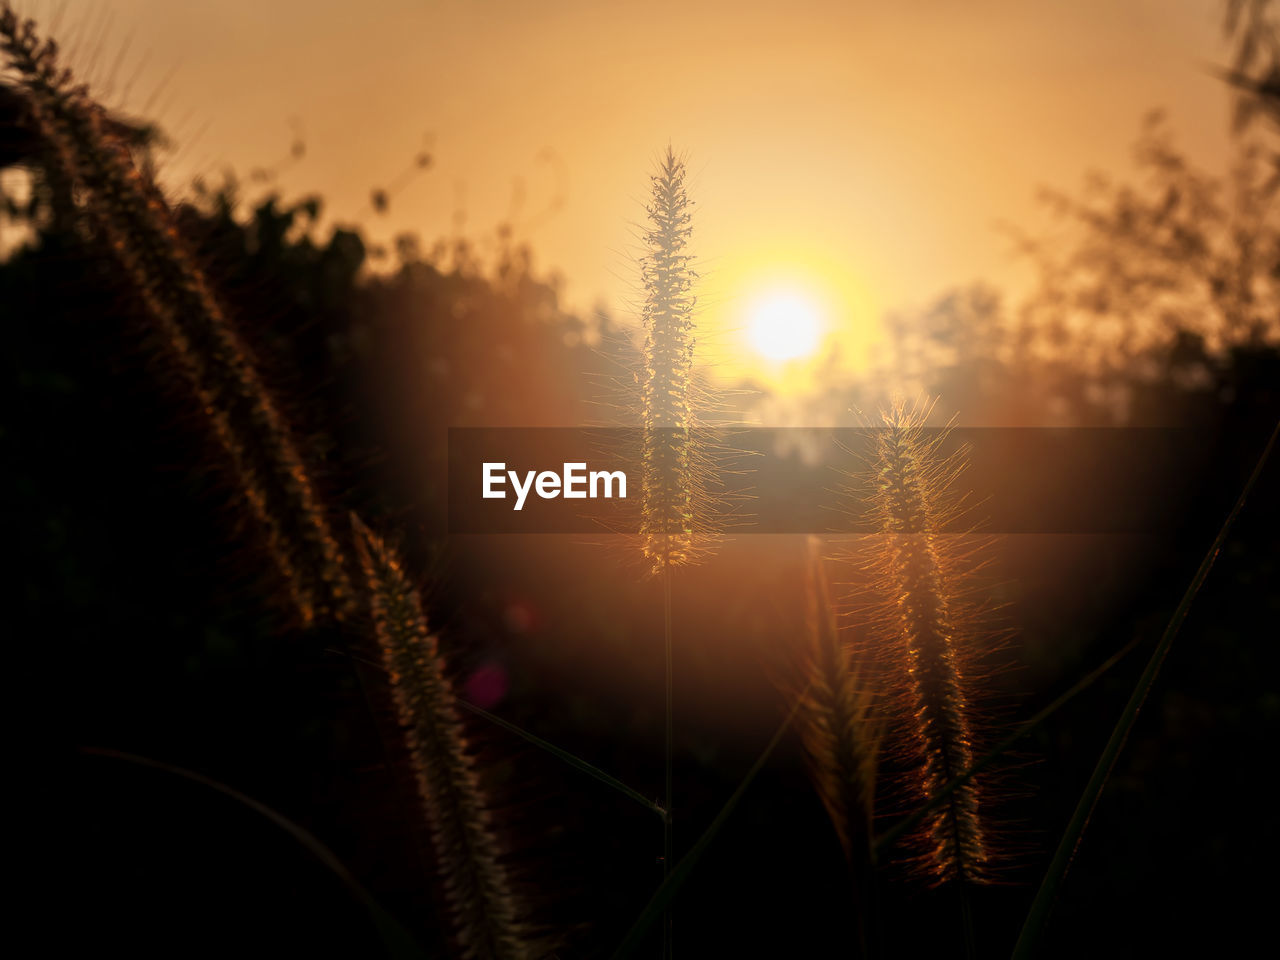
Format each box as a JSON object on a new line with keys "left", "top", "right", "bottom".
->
{"left": 748, "top": 293, "right": 822, "bottom": 362}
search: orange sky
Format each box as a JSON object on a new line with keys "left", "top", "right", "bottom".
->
{"left": 22, "top": 0, "right": 1238, "bottom": 379}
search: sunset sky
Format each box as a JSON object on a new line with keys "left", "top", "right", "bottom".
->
{"left": 24, "top": 0, "right": 1238, "bottom": 380}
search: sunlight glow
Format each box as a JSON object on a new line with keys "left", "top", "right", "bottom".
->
{"left": 748, "top": 293, "right": 823, "bottom": 362}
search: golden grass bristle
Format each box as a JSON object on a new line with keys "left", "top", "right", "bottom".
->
{"left": 1, "top": 8, "right": 353, "bottom": 626}
{"left": 795, "top": 536, "right": 881, "bottom": 861}
{"left": 867, "top": 397, "right": 991, "bottom": 885}
{"left": 351, "top": 515, "right": 530, "bottom": 960}
{"left": 638, "top": 146, "right": 704, "bottom": 575}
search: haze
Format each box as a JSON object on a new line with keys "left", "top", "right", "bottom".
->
{"left": 22, "top": 0, "right": 1236, "bottom": 377}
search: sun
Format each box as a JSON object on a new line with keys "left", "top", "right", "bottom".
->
{"left": 748, "top": 292, "right": 823, "bottom": 362}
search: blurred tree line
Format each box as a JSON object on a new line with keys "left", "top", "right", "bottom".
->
{"left": 849, "top": 113, "right": 1280, "bottom": 429}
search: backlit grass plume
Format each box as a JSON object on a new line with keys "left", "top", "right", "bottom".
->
{"left": 794, "top": 536, "right": 881, "bottom": 863}
{"left": 0, "top": 8, "right": 352, "bottom": 626}
{"left": 639, "top": 146, "right": 704, "bottom": 575}
{"left": 787, "top": 536, "right": 882, "bottom": 954}
{"left": 352, "top": 515, "right": 530, "bottom": 960}
{"left": 634, "top": 145, "right": 717, "bottom": 959}
{"left": 868, "top": 398, "right": 990, "bottom": 886}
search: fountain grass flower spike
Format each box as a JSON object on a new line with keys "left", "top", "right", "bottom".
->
{"left": 869, "top": 399, "right": 991, "bottom": 886}
{"left": 0, "top": 7, "right": 354, "bottom": 627}
{"left": 352, "top": 515, "right": 530, "bottom": 960}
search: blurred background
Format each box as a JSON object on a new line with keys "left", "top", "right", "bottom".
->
{"left": 4, "top": 1, "right": 1279, "bottom": 956}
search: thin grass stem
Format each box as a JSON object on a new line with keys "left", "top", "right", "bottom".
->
{"left": 1012, "top": 418, "right": 1279, "bottom": 959}
{"left": 326, "top": 645, "right": 665, "bottom": 821}
{"left": 458, "top": 700, "right": 668, "bottom": 822}
{"left": 662, "top": 561, "right": 674, "bottom": 960}
{"left": 78, "top": 746, "right": 426, "bottom": 959}
{"left": 612, "top": 693, "right": 805, "bottom": 960}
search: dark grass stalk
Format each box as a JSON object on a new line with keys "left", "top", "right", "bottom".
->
{"left": 0, "top": 8, "right": 353, "bottom": 627}
{"left": 327, "top": 646, "right": 668, "bottom": 820}
{"left": 1012, "top": 418, "right": 1279, "bottom": 959}
{"left": 797, "top": 538, "right": 879, "bottom": 859}
{"left": 457, "top": 699, "right": 669, "bottom": 822}
{"left": 662, "top": 561, "right": 673, "bottom": 959}
{"left": 793, "top": 537, "right": 880, "bottom": 956}
{"left": 352, "top": 515, "right": 530, "bottom": 960}
{"left": 79, "top": 747, "right": 427, "bottom": 960}
{"left": 611, "top": 695, "right": 805, "bottom": 960}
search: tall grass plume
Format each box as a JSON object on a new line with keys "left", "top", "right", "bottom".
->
{"left": 787, "top": 536, "right": 883, "bottom": 953}
{"left": 352, "top": 515, "right": 530, "bottom": 960}
{"left": 638, "top": 146, "right": 716, "bottom": 575}
{"left": 0, "top": 7, "right": 353, "bottom": 626}
{"left": 864, "top": 398, "right": 992, "bottom": 887}
{"left": 793, "top": 536, "right": 881, "bottom": 862}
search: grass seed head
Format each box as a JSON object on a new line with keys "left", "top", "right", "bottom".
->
{"left": 638, "top": 147, "right": 707, "bottom": 573}
{"left": 352, "top": 515, "right": 531, "bottom": 960}
{"left": 867, "top": 398, "right": 992, "bottom": 885}
{"left": 1, "top": 8, "right": 354, "bottom": 626}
